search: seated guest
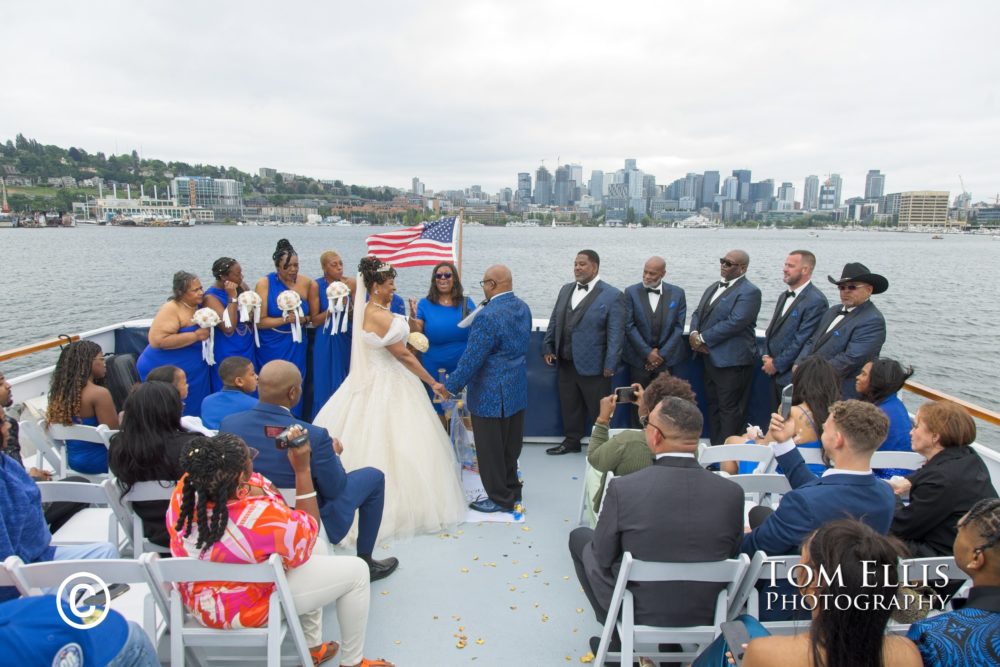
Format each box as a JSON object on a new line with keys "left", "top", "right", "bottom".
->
{"left": 889, "top": 401, "right": 998, "bottom": 557}
{"left": 146, "top": 365, "right": 212, "bottom": 434}
{"left": 200, "top": 356, "right": 258, "bottom": 429}
{"left": 46, "top": 340, "right": 119, "bottom": 474}
{"left": 737, "top": 520, "right": 921, "bottom": 667}
{"left": 857, "top": 357, "right": 915, "bottom": 479}
{"left": 2, "top": 366, "right": 48, "bottom": 481}
{"left": 743, "top": 400, "right": 896, "bottom": 558}
{"left": 907, "top": 498, "right": 1000, "bottom": 666}
{"left": 1, "top": 406, "right": 118, "bottom": 603}
{"left": 108, "top": 382, "right": 200, "bottom": 549}
{"left": 586, "top": 373, "right": 696, "bottom": 517}
{"left": 721, "top": 355, "right": 840, "bottom": 475}
{"left": 168, "top": 433, "right": 394, "bottom": 667}
{"left": 569, "top": 397, "right": 744, "bottom": 656}
{"left": 220, "top": 360, "right": 399, "bottom": 581}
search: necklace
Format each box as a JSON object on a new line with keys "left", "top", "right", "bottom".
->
{"left": 371, "top": 301, "right": 391, "bottom": 311}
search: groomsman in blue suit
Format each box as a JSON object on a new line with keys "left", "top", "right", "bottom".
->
{"left": 543, "top": 250, "right": 625, "bottom": 455}
{"left": 622, "top": 256, "right": 687, "bottom": 425}
{"left": 445, "top": 265, "right": 532, "bottom": 513}
{"left": 797, "top": 262, "right": 888, "bottom": 399}
{"left": 689, "top": 249, "right": 762, "bottom": 445}
{"left": 762, "top": 250, "right": 828, "bottom": 411}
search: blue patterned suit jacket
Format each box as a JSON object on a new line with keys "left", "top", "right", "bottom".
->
{"left": 764, "top": 282, "right": 828, "bottom": 387}
{"left": 542, "top": 280, "right": 625, "bottom": 376}
{"left": 622, "top": 281, "right": 687, "bottom": 370}
{"left": 446, "top": 292, "right": 532, "bottom": 418}
{"left": 797, "top": 299, "right": 886, "bottom": 398}
{"left": 689, "top": 277, "right": 762, "bottom": 368}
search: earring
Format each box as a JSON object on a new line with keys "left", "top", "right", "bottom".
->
{"left": 236, "top": 483, "right": 250, "bottom": 500}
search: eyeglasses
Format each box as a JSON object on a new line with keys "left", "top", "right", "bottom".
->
{"left": 435, "top": 273, "right": 453, "bottom": 280}
{"left": 479, "top": 279, "right": 496, "bottom": 287}
{"left": 246, "top": 446, "right": 259, "bottom": 461}
{"left": 837, "top": 284, "right": 867, "bottom": 291}
{"left": 639, "top": 415, "right": 666, "bottom": 440}
{"left": 719, "top": 258, "right": 742, "bottom": 268}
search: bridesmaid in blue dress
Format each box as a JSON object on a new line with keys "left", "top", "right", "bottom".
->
{"left": 856, "top": 358, "right": 915, "bottom": 479}
{"left": 136, "top": 271, "right": 212, "bottom": 417}
{"left": 254, "top": 239, "right": 314, "bottom": 416}
{"left": 202, "top": 256, "right": 257, "bottom": 391}
{"left": 407, "top": 261, "right": 476, "bottom": 414}
{"left": 309, "top": 250, "right": 356, "bottom": 419}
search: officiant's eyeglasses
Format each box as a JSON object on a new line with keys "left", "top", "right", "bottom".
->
{"left": 435, "top": 273, "right": 453, "bottom": 280}
{"left": 479, "top": 279, "right": 496, "bottom": 287}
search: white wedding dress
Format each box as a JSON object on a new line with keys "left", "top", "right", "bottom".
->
{"left": 312, "top": 277, "right": 466, "bottom": 542}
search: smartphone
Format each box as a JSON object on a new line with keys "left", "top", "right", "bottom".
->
{"left": 719, "top": 620, "right": 752, "bottom": 667}
{"left": 78, "top": 583, "right": 130, "bottom": 607}
{"left": 614, "top": 386, "right": 637, "bottom": 403}
{"left": 780, "top": 383, "right": 794, "bottom": 419}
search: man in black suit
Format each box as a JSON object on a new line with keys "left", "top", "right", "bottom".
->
{"left": 761, "top": 250, "right": 828, "bottom": 411}
{"left": 543, "top": 250, "right": 625, "bottom": 455}
{"left": 689, "top": 249, "right": 762, "bottom": 445}
{"left": 622, "top": 257, "right": 687, "bottom": 426}
{"left": 568, "top": 396, "right": 744, "bottom": 638}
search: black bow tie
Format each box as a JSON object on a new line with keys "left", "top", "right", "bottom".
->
{"left": 576, "top": 283, "right": 589, "bottom": 291}
{"left": 719, "top": 281, "right": 730, "bottom": 289}
{"left": 784, "top": 290, "right": 796, "bottom": 299}
{"left": 645, "top": 287, "right": 660, "bottom": 294}
{"left": 837, "top": 308, "right": 850, "bottom": 316}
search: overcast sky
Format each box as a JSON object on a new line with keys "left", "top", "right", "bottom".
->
{"left": 4, "top": 0, "right": 998, "bottom": 201}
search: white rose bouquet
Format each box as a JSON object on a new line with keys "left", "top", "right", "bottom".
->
{"left": 237, "top": 291, "right": 262, "bottom": 347}
{"left": 277, "top": 290, "right": 305, "bottom": 343}
{"left": 192, "top": 307, "right": 221, "bottom": 365}
{"left": 407, "top": 331, "right": 429, "bottom": 353}
{"left": 325, "top": 281, "right": 351, "bottom": 334}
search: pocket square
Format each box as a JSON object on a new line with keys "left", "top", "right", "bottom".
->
{"left": 669, "top": 300, "right": 676, "bottom": 309}
{"left": 791, "top": 309, "right": 798, "bottom": 317}
{"left": 833, "top": 331, "right": 841, "bottom": 337}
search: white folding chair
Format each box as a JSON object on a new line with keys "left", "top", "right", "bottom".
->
{"left": 6, "top": 555, "right": 167, "bottom": 644}
{"left": 146, "top": 552, "right": 312, "bottom": 667}
{"left": 887, "top": 555, "right": 971, "bottom": 635}
{"left": 1, "top": 555, "right": 22, "bottom": 591}
{"left": 36, "top": 479, "right": 120, "bottom": 547}
{"left": 578, "top": 428, "right": 629, "bottom": 526}
{"left": 870, "top": 451, "right": 925, "bottom": 471}
{"left": 743, "top": 553, "right": 807, "bottom": 636}
{"left": 727, "top": 474, "right": 792, "bottom": 509}
{"left": 117, "top": 480, "right": 176, "bottom": 557}
{"left": 796, "top": 447, "right": 826, "bottom": 467}
{"left": 698, "top": 443, "right": 774, "bottom": 474}
{"left": 595, "top": 553, "right": 750, "bottom": 666}
{"left": 47, "top": 422, "right": 117, "bottom": 481}
{"left": 19, "top": 418, "right": 67, "bottom": 478}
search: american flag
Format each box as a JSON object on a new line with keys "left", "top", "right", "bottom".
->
{"left": 365, "top": 216, "right": 459, "bottom": 268}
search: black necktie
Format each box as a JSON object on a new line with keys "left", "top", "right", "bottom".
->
{"left": 785, "top": 291, "right": 796, "bottom": 299}
{"left": 645, "top": 287, "right": 660, "bottom": 294}
{"left": 577, "top": 283, "right": 589, "bottom": 291}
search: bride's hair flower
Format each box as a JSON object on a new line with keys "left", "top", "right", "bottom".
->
{"left": 408, "top": 331, "right": 429, "bottom": 353}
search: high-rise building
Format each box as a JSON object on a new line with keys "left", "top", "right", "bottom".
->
{"left": 625, "top": 167, "right": 644, "bottom": 198}
{"left": 898, "top": 191, "right": 949, "bottom": 227}
{"left": 534, "top": 166, "right": 552, "bottom": 206}
{"left": 554, "top": 165, "right": 573, "bottom": 206}
{"left": 569, "top": 164, "right": 583, "bottom": 191}
{"left": 819, "top": 174, "right": 843, "bottom": 210}
{"left": 172, "top": 176, "right": 244, "bottom": 221}
{"left": 777, "top": 182, "right": 795, "bottom": 203}
{"left": 516, "top": 172, "right": 532, "bottom": 202}
{"left": 749, "top": 179, "right": 774, "bottom": 204}
{"left": 588, "top": 170, "right": 604, "bottom": 203}
{"left": 412, "top": 177, "right": 425, "bottom": 195}
{"left": 643, "top": 174, "right": 657, "bottom": 199}
{"left": 883, "top": 192, "right": 902, "bottom": 216}
{"left": 624, "top": 158, "right": 637, "bottom": 171}
{"left": 701, "top": 171, "right": 720, "bottom": 210}
{"left": 732, "top": 169, "right": 751, "bottom": 202}
{"left": 722, "top": 176, "right": 740, "bottom": 200}
{"left": 803, "top": 175, "right": 819, "bottom": 210}
{"left": 828, "top": 174, "right": 843, "bottom": 208}
{"left": 864, "top": 170, "right": 885, "bottom": 200}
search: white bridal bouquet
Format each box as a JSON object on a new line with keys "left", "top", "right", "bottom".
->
{"left": 277, "top": 290, "right": 305, "bottom": 343}
{"left": 237, "top": 291, "right": 262, "bottom": 347}
{"left": 408, "top": 331, "right": 429, "bottom": 353}
{"left": 192, "top": 307, "right": 221, "bottom": 365}
{"left": 325, "top": 281, "right": 351, "bottom": 334}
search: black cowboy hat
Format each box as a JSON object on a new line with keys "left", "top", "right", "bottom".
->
{"left": 828, "top": 262, "right": 888, "bottom": 294}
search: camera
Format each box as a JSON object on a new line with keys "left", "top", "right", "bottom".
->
{"left": 275, "top": 427, "right": 309, "bottom": 449}
{"left": 614, "top": 386, "right": 638, "bottom": 403}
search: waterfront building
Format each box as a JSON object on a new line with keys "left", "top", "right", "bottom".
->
{"left": 898, "top": 191, "right": 950, "bottom": 227}
{"left": 554, "top": 165, "right": 574, "bottom": 206}
{"left": 701, "top": 171, "right": 720, "bottom": 210}
{"left": 588, "top": 170, "right": 603, "bottom": 203}
{"left": 569, "top": 164, "right": 583, "bottom": 191}
{"left": 864, "top": 169, "right": 885, "bottom": 200}
{"left": 516, "top": 172, "right": 532, "bottom": 203}
{"left": 259, "top": 167, "right": 277, "bottom": 179}
{"left": 643, "top": 174, "right": 657, "bottom": 199}
{"left": 972, "top": 206, "right": 1000, "bottom": 227}
{"left": 749, "top": 179, "right": 774, "bottom": 207}
{"left": 624, "top": 158, "right": 637, "bottom": 171}
{"left": 72, "top": 195, "right": 193, "bottom": 223}
{"left": 679, "top": 195, "right": 696, "bottom": 211}
{"left": 803, "top": 175, "right": 819, "bottom": 210}
{"left": 818, "top": 174, "right": 842, "bottom": 211}
{"left": 534, "top": 166, "right": 552, "bottom": 206}
{"left": 883, "top": 192, "right": 902, "bottom": 216}
{"left": 777, "top": 181, "right": 795, "bottom": 204}
{"left": 722, "top": 176, "right": 740, "bottom": 200}
{"left": 412, "top": 177, "right": 425, "bottom": 195}
{"left": 721, "top": 198, "right": 742, "bottom": 222}
{"left": 172, "top": 176, "right": 244, "bottom": 221}
{"left": 732, "top": 169, "right": 751, "bottom": 202}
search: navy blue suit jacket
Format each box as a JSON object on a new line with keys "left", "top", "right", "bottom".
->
{"left": 543, "top": 280, "right": 625, "bottom": 376}
{"left": 741, "top": 447, "right": 896, "bottom": 556}
{"left": 622, "top": 282, "right": 687, "bottom": 370}
{"left": 764, "top": 282, "right": 828, "bottom": 387}
{"left": 689, "top": 277, "right": 762, "bottom": 368}
{"left": 220, "top": 401, "right": 348, "bottom": 512}
{"left": 201, "top": 388, "right": 258, "bottom": 430}
{"left": 446, "top": 292, "right": 532, "bottom": 418}
{"left": 798, "top": 299, "right": 886, "bottom": 399}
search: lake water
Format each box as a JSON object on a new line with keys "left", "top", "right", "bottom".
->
{"left": 4, "top": 224, "right": 998, "bottom": 446}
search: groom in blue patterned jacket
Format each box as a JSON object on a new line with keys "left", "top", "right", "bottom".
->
{"left": 446, "top": 265, "right": 532, "bottom": 513}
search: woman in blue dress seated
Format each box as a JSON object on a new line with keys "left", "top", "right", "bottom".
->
{"left": 856, "top": 357, "right": 914, "bottom": 479}
{"left": 309, "top": 250, "right": 356, "bottom": 419}
{"left": 720, "top": 355, "right": 841, "bottom": 475}
{"left": 254, "top": 239, "right": 314, "bottom": 417}
{"left": 202, "top": 256, "right": 257, "bottom": 392}
{"left": 407, "top": 261, "right": 476, "bottom": 415}
{"left": 136, "top": 271, "right": 212, "bottom": 418}
{"left": 46, "top": 340, "right": 120, "bottom": 474}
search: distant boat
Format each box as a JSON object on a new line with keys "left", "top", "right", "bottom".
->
{"left": 931, "top": 235, "right": 944, "bottom": 240}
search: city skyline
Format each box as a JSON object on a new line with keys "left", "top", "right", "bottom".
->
{"left": 2, "top": 1, "right": 998, "bottom": 199}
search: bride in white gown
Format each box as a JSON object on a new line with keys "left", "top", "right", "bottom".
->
{"left": 313, "top": 256, "right": 467, "bottom": 541}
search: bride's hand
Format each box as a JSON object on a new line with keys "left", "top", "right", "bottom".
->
{"left": 332, "top": 437, "right": 344, "bottom": 456}
{"left": 432, "top": 382, "right": 451, "bottom": 400}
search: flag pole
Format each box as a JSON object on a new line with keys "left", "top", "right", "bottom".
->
{"left": 457, "top": 207, "right": 465, "bottom": 278}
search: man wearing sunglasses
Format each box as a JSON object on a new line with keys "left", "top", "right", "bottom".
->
{"left": 797, "top": 262, "right": 888, "bottom": 399}
{"left": 689, "top": 249, "right": 762, "bottom": 445}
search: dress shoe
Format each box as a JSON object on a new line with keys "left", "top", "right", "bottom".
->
{"left": 546, "top": 442, "right": 582, "bottom": 455}
{"left": 469, "top": 498, "right": 508, "bottom": 513}
{"left": 362, "top": 556, "right": 399, "bottom": 582}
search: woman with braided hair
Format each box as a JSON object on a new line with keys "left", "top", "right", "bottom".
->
{"left": 203, "top": 256, "right": 257, "bottom": 392}
{"left": 255, "top": 239, "right": 316, "bottom": 416}
{"left": 907, "top": 498, "right": 1000, "bottom": 666}
{"left": 47, "top": 340, "right": 119, "bottom": 474}
{"left": 167, "top": 432, "right": 393, "bottom": 667}
{"left": 136, "top": 271, "right": 212, "bottom": 417}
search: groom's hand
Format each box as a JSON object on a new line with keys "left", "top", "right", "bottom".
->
{"left": 432, "top": 382, "right": 451, "bottom": 400}
{"left": 332, "top": 437, "right": 344, "bottom": 456}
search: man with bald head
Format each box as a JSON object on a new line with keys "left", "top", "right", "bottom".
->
{"left": 689, "top": 249, "right": 762, "bottom": 445}
{"left": 446, "top": 265, "right": 532, "bottom": 513}
{"left": 622, "top": 257, "right": 687, "bottom": 424}
{"left": 220, "top": 360, "right": 399, "bottom": 581}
